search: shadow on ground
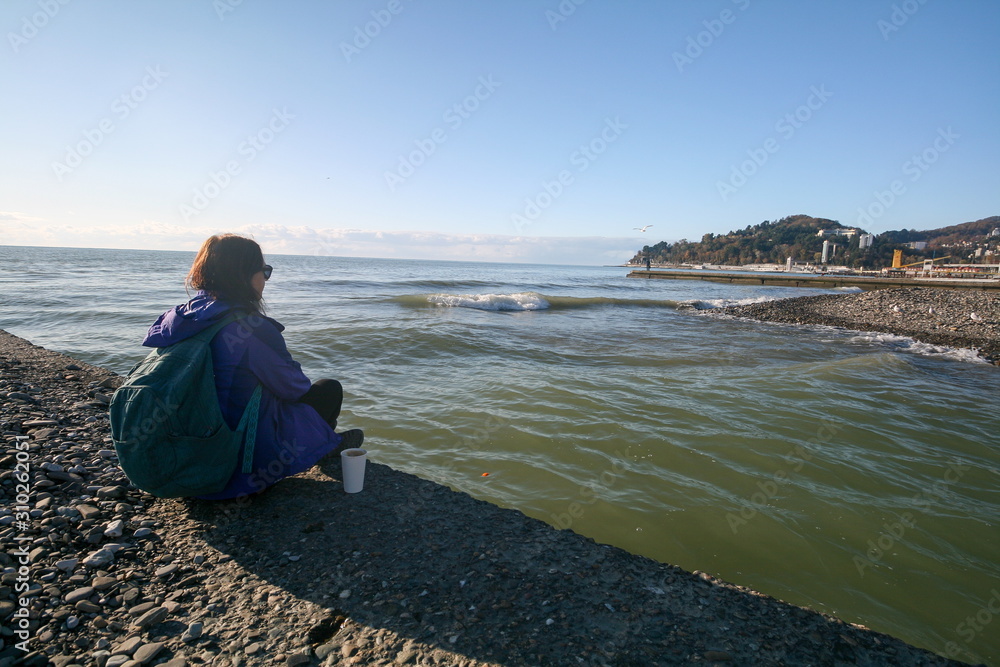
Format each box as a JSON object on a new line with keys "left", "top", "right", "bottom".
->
{"left": 177, "top": 460, "right": 966, "bottom": 666}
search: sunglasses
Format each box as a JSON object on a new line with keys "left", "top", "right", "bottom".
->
{"left": 261, "top": 264, "right": 273, "bottom": 280}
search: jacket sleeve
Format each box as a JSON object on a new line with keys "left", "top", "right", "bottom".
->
{"left": 239, "top": 317, "right": 313, "bottom": 401}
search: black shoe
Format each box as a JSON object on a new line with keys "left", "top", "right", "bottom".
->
{"left": 317, "top": 430, "right": 364, "bottom": 467}
{"left": 338, "top": 429, "right": 364, "bottom": 451}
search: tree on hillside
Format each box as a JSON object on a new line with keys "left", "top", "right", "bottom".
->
{"left": 627, "top": 214, "right": 997, "bottom": 269}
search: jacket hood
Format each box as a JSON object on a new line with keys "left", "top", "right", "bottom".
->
{"left": 142, "top": 292, "right": 278, "bottom": 347}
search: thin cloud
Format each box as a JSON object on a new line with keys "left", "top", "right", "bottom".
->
{"left": 0, "top": 220, "right": 642, "bottom": 265}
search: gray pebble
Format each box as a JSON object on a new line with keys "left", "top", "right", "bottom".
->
{"left": 82, "top": 549, "right": 114, "bottom": 568}
{"left": 65, "top": 587, "right": 95, "bottom": 604}
{"left": 181, "top": 621, "right": 203, "bottom": 643}
{"left": 132, "top": 642, "right": 164, "bottom": 664}
{"left": 133, "top": 606, "right": 169, "bottom": 629}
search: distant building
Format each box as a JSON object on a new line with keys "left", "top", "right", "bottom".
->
{"left": 990, "top": 228, "right": 1000, "bottom": 237}
{"left": 821, "top": 239, "right": 830, "bottom": 263}
{"left": 858, "top": 233, "right": 875, "bottom": 249}
{"left": 817, "top": 228, "right": 859, "bottom": 238}
{"left": 904, "top": 241, "right": 928, "bottom": 250}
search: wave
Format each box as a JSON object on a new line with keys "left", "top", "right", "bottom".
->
{"left": 683, "top": 295, "right": 780, "bottom": 310}
{"left": 845, "top": 331, "right": 991, "bottom": 364}
{"left": 393, "top": 292, "right": 682, "bottom": 312}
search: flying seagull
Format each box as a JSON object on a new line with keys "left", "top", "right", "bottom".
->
{"left": 634, "top": 225, "right": 654, "bottom": 232}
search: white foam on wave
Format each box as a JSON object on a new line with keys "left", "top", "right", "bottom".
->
{"left": 831, "top": 286, "right": 864, "bottom": 292}
{"left": 426, "top": 292, "right": 550, "bottom": 311}
{"left": 846, "top": 331, "right": 990, "bottom": 364}
{"left": 686, "top": 295, "right": 778, "bottom": 310}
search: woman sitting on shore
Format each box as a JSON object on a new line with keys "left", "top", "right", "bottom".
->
{"left": 142, "top": 233, "right": 362, "bottom": 499}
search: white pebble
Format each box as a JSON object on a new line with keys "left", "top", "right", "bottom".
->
{"left": 103, "top": 519, "right": 124, "bottom": 538}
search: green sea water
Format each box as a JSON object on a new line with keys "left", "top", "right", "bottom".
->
{"left": 2, "top": 245, "right": 998, "bottom": 664}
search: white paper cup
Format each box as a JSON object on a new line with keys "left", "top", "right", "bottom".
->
{"left": 341, "top": 448, "right": 367, "bottom": 493}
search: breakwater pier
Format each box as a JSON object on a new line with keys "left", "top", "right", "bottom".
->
{"left": 628, "top": 269, "right": 1000, "bottom": 291}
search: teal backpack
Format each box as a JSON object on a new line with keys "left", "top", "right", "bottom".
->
{"left": 110, "top": 313, "right": 262, "bottom": 498}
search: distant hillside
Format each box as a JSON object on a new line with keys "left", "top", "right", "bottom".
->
{"left": 630, "top": 215, "right": 999, "bottom": 269}
{"left": 877, "top": 216, "right": 1000, "bottom": 247}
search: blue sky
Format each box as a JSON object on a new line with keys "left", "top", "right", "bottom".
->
{"left": 1, "top": 0, "right": 998, "bottom": 264}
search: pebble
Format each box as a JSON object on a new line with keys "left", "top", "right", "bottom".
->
{"left": 83, "top": 549, "right": 115, "bottom": 568}
{"left": 113, "top": 636, "right": 144, "bottom": 656}
{"left": 132, "top": 642, "right": 164, "bottom": 664}
{"left": 93, "top": 576, "right": 117, "bottom": 590}
{"left": 77, "top": 504, "right": 102, "bottom": 520}
{"left": 65, "top": 586, "right": 95, "bottom": 604}
{"left": 97, "top": 485, "right": 126, "bottom": 499}
{"left": 181, "top": 621, "right": 203, "bottom": 643}
{"left": 725, "top": 287, "right": 1000, "bottom": 364}
{"left": 128, "top": 602, "right": 157, "bottom": 617}
{"left": 704, "top": 650, "right": 733, "bottom": 661}
{"left": 154, "top": 563, "right": 179, "bottom": 578}
{"left": 56, "top": 558, "right": 80, "bottom": 571}
{"left": 104, "top": 519, "right": 125, "bottom": 538}
{"left": 133, "top": 606, "right": 169, "bottom": 629}
{"left": 76, "top": 600, "right": 102, "bottom": 613}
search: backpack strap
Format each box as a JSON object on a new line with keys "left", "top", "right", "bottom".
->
{"left": 237, "top": 385, "right": 262, "bottom": 473}
{"left": 193, "top": 311, "right": 248, "bottom": 343}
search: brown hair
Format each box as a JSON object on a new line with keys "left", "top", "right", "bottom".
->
{"left": 186, "top": 234, "right": 265, "bottom": 312}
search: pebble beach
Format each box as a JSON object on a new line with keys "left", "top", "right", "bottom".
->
{"left": 0, "top": 323, "right": 984, "bottom": 667}
{"left": 723, "top": 287, "right": 1000, "bottom": 365}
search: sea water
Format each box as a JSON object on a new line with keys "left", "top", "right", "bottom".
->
{"left": 1, "top": 245, "right": 998, "bottom": 663}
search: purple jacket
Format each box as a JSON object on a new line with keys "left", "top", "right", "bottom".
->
{"left": 143, "top": 292, "right": 341, "bottom": 499}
